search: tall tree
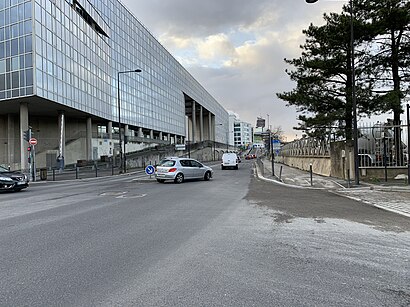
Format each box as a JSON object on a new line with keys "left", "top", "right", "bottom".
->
{"left": 277, "top": 10, "right": 370, "bottom": 140}
{"left": 356, "top": 0, "right": 410, "bottom": 165}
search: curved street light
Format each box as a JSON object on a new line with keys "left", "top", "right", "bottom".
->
{"left": 118, "top": 69, "right": 142, "bottom": 173}
{"left": 305, "top": 0, "right": 359, "bottom": 185}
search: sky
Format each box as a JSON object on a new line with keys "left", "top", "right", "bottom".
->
{"left": 121, "top": 0, "right": 346, "bottom": 140}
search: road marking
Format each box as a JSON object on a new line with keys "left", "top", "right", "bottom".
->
{"left": 100, "top": 191, "right": 127, "bottom": 196}
{"left": 116, "top": 194, "right": 147, "bottom": 199}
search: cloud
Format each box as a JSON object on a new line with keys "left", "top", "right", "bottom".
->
{"left": 122, "top": 0, "right": 345, "bottom": 139}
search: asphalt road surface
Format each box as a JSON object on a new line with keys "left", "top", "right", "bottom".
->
{"left": 0, "top": 161, "right": 409, "bottom": 306}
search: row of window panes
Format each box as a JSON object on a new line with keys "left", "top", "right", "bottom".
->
{"left": 0, "top": 35, "right": 32, "bottom": 58}
{"left": 0, "top": 69, "right": 33, "bottom": 90}
{"left": 0, "top": 53, "right": 32, "bottom": 73}
{"left": 33, "top": 0, "right": 213, "bottom": 132}
{"left": 0, "top": 20, "right": 32, "bottom": 41}
{"left": 0, "top": 2, "right": 32, "bottom": 27}
{"left": 0, "top": 0, "right": 28, "bottom": 10}
{"left": 0, "top": 86, "right": 33, "bottom": 100}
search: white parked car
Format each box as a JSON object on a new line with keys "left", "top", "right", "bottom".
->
{"left": 221, "top": 153, "right": 239, "bottom": 170}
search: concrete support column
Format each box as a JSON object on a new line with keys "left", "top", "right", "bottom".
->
{"left": 208, "top": 113, "right": 212, "bottom": 141}
{"left": 124, "top": 124, "right": 129, "bottom": 137}
{"left": 199, "top": 105, "right": 203, "bottom": 142}
{"left": 150, "top": 129, "right": 154, "bottom": 139}
{"left": 58, "top": 111, "right": 66, "bottom": 166}
{"left": 107, "top": 121, "right": 113, "bottom": 140}
{"left": 86, "top": 117, "right": 92, "bottom": 160}
{"left": 138, "top": 127, "right": 143, "bottom": 138}
{"left": 211, "top": 114, "right": 216, "bottom": 141}
{"left": 192, "top": 101, "right": 196, "bottom": 143}
{"left": 159, "top": 131, "right": 163, "bottom": 141}
{"left": 7, "top": 114, "right": 16, "bottom": 166}
{"left": 167, "top": 133, "right": 171, "bottom": 144}
{"left": 19, "top": 102, "right": 29, "bottom": 172}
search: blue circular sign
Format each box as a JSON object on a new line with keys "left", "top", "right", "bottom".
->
{"left": 145, "top": 165, "right": 155, "bottom": 175}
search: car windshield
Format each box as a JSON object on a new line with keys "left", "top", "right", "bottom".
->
{"left": 159, "top": 160, "right": 176, "bottom": 167}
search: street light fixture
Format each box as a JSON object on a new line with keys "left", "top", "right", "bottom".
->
{"left": 306, "top": 0, "right": 359, "bottom": 185}
{"left": 117, "top": 69, "right": 142, "bottom": 173}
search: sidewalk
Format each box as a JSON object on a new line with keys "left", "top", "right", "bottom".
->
{"left": 257, "top": 158, "right": 410, "bottom": 218}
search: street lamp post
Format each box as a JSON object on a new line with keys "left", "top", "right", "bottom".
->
{"left": 306, "top": 0, "right": 359, "bottom": 185}
{"left": 117, "top": 69, "right": 141, "bottom": 173}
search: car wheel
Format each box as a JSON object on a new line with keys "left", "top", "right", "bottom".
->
{"left": 204, "top": 171, "right": 211, "bottom": 181}
{"left": 156, "top": 179, "right": 165, "bottom": 183}
{"left": 174, "top": 173, "right": 184, "bottom": 184}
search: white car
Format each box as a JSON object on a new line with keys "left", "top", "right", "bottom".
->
{"left": 221, "top": 153, "right": 239, "bottom": 170}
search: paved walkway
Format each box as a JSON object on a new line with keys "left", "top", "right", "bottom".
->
{"left": 257, "top": 158, "right": 410, "bottom": 218}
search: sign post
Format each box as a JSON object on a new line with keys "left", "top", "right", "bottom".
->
{"left": 28, "top": 138, "right": 37, "bottom": 181}
{"left": 145, "top": 165, "right": 155, "bottom": 179}
{"left": 271, "top": 139, "right": 281, "bottom": 178}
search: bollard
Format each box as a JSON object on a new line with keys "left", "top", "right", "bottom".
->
{"left": 347, "top": 169, "right": 351, "bottom": 188}
{"left": 53, "top": 169, "right": 55, "bottom": 181}
{"left": 76, "top": 166, "right": 79, "bottom": 179}
{"left": 112, "top": 162, "right": 114, "bottom": 176}
{"left": 279, "top": 165, "right": 283, "bottom": 181}
{"left": 309, "top": 163, "right": 313, "bottom": 186}
{"left": 95, "top": 162, "right": 98, "bottom": 177}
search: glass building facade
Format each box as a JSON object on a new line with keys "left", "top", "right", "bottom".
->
{"left": 0, "top": 0, "right": 229, "bottom": 169}
{"left": 0, "top": 0, "right": 34, "bottom": 99}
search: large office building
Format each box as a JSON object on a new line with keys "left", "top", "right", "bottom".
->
{"left": 0, "top": 0, "right": 229, "bottom": 171}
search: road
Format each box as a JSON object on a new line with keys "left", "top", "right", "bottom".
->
{"left": 0, "top": 161, "right": 409, "bottom": 306}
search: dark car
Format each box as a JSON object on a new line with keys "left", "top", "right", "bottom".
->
{"left": 0, "top": 165, "right": 29, "bottom": 192}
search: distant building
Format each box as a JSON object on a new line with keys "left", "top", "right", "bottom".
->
{"left": 228, "top": 111, "right": 252, "bottom": 147}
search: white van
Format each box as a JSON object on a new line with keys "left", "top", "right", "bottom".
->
{"left": 221, "top": 153, "right": 239, "bottom": 170}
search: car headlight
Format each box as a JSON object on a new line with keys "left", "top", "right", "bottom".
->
{"left": 0, "top": 176, "right": 13, "bottom": 181}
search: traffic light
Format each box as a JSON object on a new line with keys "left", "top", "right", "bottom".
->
{"left": 27, "top": 145, "right": 32, "bottom": 152}
{"left": 23, "top": 129, "right": 30, "bottom": 141}
{"left": 23, "top": 128, "right": 32, "bottom": 142}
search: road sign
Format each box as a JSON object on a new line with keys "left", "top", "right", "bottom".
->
{"left": 272, "top": 139, "right": 281, "bottom": 150}
{"left": 29, "top": 138, "right": 37, "bottom": 145}
{"left": 145, "top": 165, "right": 155, "bottom": 175}
{"left": 175, "top": 144, "right": 186, "bottom": 151}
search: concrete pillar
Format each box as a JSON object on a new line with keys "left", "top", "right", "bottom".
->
{"left": 124, "top": 124, "right": 129, "bottom": 137}
{"left": 58, "top": 111, "right": 66, "bottom": 166}
{"left": 107, "top": 121, "right": 113, "bottom": 140}
{"left": 167, "top": 133, "right": 171, "bottom": 144}
{"left": 86, "top": 117, "right": 92, "bottom": 160}
{"left": 159, "top": 131, "right": 163, "bottom": 140}
{"left": 208, "top": 113, "right": 212, "bottom": 141}
{"left": 192, "top": 101, "right": 196, "bottom": 143}
{"left": 199, "top": 105, "right": 203, "bottom": 142}
{"left": 150, "top": 129, "right": 154, "bottom": 139}
{"left": 211, "top": 114, "right": 216, "bottom": 141}
{"left": 19, "top": 102, "right": 29, "bottom": 172}
{"left": 138, "top": 127, "right": 143, "bottom": 138}
{"left": 7, "top": 114, "right": 16, "bottom": 166}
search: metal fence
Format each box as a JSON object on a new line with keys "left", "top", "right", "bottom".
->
{"left": 358, "top": 122, "right": 408, "bottom": 168}
{"left": 280, "top": 121, "right": 409, "bottom": 169}
{"left": 280, "top": 137, "right": 331, "bottom": 157}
